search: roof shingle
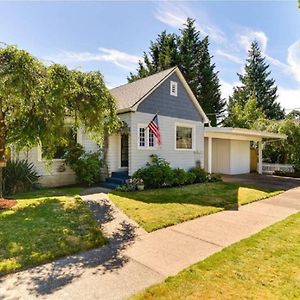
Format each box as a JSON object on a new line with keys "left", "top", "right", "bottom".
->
{"left": 110, "top": 67, "right": 176, "bottom": 111}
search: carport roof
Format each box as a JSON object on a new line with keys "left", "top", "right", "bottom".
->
{"left": 204, "top": 127, "right": 287, "bottom": 141}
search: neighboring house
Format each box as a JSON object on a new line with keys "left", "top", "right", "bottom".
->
{"left": 13, "top": 66, "right": 286, "bottom": 187}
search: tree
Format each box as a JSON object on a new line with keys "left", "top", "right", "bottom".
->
{"left": 224, "top": 95, "right": 266, "bottom": 128}
{"left": 227, "top": 41, "right": 284, "bottom": 122}
{"left": 128, "top": 18, "right": 225, "bottom": 126}
{"left": 128, "top": 31, "right": 179, "bottom": 82}
{"left": 178, "top": 18, "right": 201, "bottom": 94}
{"left": 195, "top": 37, "right": 225, "bottom": 126}
{"left": 254, "top": 118, "right": 300, "bottom": 168}
{"left": 0, "top": 45, "right": 119, "bottom": 197}
{"left": 287, "top": 109, "right": 300, "bottom": 120}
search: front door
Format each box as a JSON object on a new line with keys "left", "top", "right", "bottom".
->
{"left": 120, "top": 134, "right": 129, "bottom": 168}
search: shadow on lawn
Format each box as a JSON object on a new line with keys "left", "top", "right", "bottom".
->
{"left": 111, "top": 182, "right": 249, "bottom": 210}
{"left": 0, "top": 195, "right": 138, "bottom": 297}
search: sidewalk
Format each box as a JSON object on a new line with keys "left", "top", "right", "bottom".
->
{"left": 1, "top": 187, "right": 300, "bottom": 300}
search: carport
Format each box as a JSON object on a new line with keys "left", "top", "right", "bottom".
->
{"left": 204, "top": 127, "right": 287, "bottom": 175}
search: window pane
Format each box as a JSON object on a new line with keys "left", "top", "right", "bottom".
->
{"left": 139, "top": 127, "right": 146, "bottom": 147}
{"left": 176, "top": 126, "right": 193, "bottom": 149}
{"left": 149, "top": 129, "right": 154, "bottom": 147}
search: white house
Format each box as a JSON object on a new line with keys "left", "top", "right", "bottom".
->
{"left": 13, "top": 66, "right": 286, "bottom": 187}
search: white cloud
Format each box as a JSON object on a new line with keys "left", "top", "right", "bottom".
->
{"left": 215, "top": 49, "right": 243, "bottom": 64}
{"left": 220, "top": 80, "right": 236, "bottom": 100}
{"left": 287, "top": 40, "right": 300, "bottom": 83}
{"left": 238, "top": 30, "right": 268, "bottom": 53}
{"left": 220, "top": 80, "right": 300, "bottom": 112}
{"left": 154, "top": 1, "right": 225, "bottom": 42}
{"left": 154, "top": 1, "right": 190, "bottom": 29}
{"left": 278, "top": 86, "right": 300, "bottom": 111}
{"left": 45, "top": 48, "right": 141, "bottom": 71}
{"left": 236, "top": 28, "right": 296, "bottom": 80}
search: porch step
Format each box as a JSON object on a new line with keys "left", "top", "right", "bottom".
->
{"left": 99, "top": 182, "right": 121, "bottom": 190}
{"left": 111, "top": 171, "right": 129, "bottom": 179}
{"left": 99, "top": 171, "right": 130, "bottom": 190}
{"left": 106, "top": 177, "right": 126, "bottom": 185}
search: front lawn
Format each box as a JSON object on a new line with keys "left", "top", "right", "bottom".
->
{"left": 132, "top": 212, "right": 300, "bottom": 299}
{"left": 109, "top": 182, "right": 281, "bottom": 232}
{"left": 0, "top": 187, "right": 105, "bottom": 276}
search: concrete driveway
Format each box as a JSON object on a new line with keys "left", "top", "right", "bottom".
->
{"left": 222, "top": 173, "right": 300, "bottom": 191}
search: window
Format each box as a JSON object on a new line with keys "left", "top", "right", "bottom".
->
{"left": 138, "top": 125, "right": 156, "bottom": 149}
{"left": 170, "top": 81, "right": 178, "bottom": 96}
{"left": 149, "top": 129, "right": 154, "bottom": 147}
{"left": 176, "top": 125, "right": 194, "bottom": 150}
{"left": 42, "top": 127, "right": 77, "bottom": 160}
{"left": 139, "top": 127, "right": 146, "bottom": 148}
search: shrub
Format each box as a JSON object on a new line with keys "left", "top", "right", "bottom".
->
{"left": 115, "top": 183, "right": 136, "bottom": 192}
{"left": 3, "top": 159, "right": 39, "bottom": 195}
{"left": 186, "top": 171, "right": 196, "bottom": 184}
{"left": 189, "top": 166, "right": 208, "bottom": 183}
{"left": 133, "top": 155, "right": 174, "bottom": 189}
{"left": 115, "top": 178, "right": 144, "bottom": 192}
{"left": 172, "top": 168, "right": 188, "bottom": 186}
{"left": 64, "top": 143, "right": 103, "bottom": 186}
{"left": 208, "top": 173, "right": 223, "bottom": 182}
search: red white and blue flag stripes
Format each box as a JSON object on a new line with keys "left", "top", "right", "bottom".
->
{"left": 147, "top": 114, "right": 161, "bottom": 145}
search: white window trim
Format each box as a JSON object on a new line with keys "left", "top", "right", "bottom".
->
{"left": 137, "top": 124, "right": 157, "bottom": 150}
{"left": 170, "top": 81, "right": 178, "bottom": 96}
{"left": 174, "top": 122, "right": 196, "bottom": 151}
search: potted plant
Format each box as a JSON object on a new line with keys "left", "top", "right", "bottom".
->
{"left": 135, "top": 178, "right": 144, "bottom": 191}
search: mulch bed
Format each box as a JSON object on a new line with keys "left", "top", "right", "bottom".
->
{"left": 0, "top": 199, "right": 17, "bottom": 209}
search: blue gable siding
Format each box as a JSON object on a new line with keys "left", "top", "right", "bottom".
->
{"left": 136, "top": 73, "right": 203, "bottom": 122}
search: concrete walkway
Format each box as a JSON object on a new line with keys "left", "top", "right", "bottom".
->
{"left": 1, "top": 187, "right": 300, "bottom": 300}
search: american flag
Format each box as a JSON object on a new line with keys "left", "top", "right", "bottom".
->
{"left": 147, "top": 114, "right": 161, "bottom": 145}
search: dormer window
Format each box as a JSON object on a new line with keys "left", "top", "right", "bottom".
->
{"left": 170, "top": 81, "right": 178, "bottom": 96}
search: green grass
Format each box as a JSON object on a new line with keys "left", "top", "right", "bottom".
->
{"left": 109, "top": 182, "right": 281, "bottom": 232}
{"left": 132, "top": 212, "right": 300, "bottom": 300}
{"left": 0, "top": 187, "right": 105, "bottom": 276}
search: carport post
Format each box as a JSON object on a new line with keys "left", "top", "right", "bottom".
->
{"left": 208, "top": 137, "right": 212, "bottom": 174}
{"left": 258, "top": 141, "right": 263, "bottom": 174}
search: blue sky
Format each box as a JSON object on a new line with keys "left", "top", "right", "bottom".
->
{"left": 0, "top": 1, "right": 299, "bottom": 111}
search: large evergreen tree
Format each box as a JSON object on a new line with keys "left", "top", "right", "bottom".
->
{"left": 196, "top": 37, "right": 226, "bottom": 126}
{"left": 178, "top": 18, "right": 201, "bottom": 94}
{"left": 128, "top": 31, "right": 179, "bottom": 82}
{"left": 226, "top": 41, "right": 284, "bottom": 126}
{"left": 128, "top": 18, "right": 225, "bottom": 126}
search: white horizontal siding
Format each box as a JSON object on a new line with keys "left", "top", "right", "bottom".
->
{"left": 13, "top": 127, "right": 99, "bottom": 187}
{"left": 129, "top": 111, "right": 204, "bottom": 175}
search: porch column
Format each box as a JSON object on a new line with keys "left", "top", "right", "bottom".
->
{"left": 258, "top": 140, "right": 263, "bottom": 174}
{"left": 208, "top": 137, "right": 212, "bottom": 174}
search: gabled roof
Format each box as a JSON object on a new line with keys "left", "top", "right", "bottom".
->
{"left": 110, "top": 66, "right": 209, "bottom": 123}
{"left": 110, "top": 67, "right": 176, "bottom": 111}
